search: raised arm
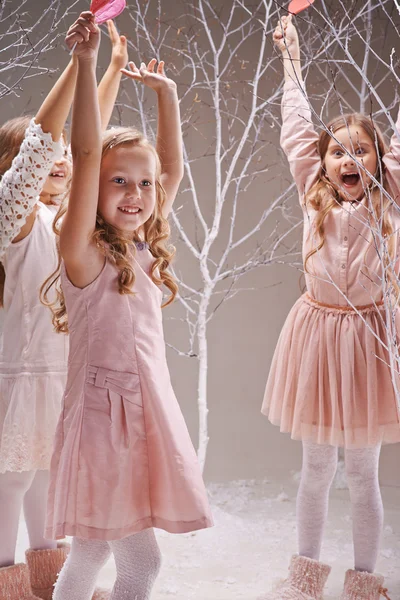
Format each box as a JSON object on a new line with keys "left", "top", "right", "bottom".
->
{"left": 121, "top": 60, "right": 184, "bottom": 217}
{"left": 97, "top": 20, "right": 128, "bottom": 131}
{"left": 382, "top": 105, "right": 400, "bottom": 205}
{"left": 154, "top": 66, "right": 184, "bottom": 217}
{"left": 274, "top": 15, "right": 321, "bottom": 200}
{"left": 274, "top": 14, "right": 303, "bottom": 87}
{"left": 60, "top": 11, "right": 104, "bottom": 288}
{"left": 0, "top": 56, "right": 78, "bottom": 258}
{"left": 35, "top": 57, "right": 78, "bottom": 141}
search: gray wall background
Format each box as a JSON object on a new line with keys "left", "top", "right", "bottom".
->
{"left": 1, "top": 0, "right": 399, "bottom": 487}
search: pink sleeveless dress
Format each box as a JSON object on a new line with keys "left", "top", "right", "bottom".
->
{"left": 45, "top": 245, "right": 213, "bottom": 541}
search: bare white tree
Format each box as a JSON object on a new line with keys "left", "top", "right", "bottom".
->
{"left": 0, "top": 0, "right": 81, "bottom": 101}
{"left": 116, "top": 0, "right": 305, "bottom": 470}
{"left": 111, "top": 0, "right": 400, "bottom": 470}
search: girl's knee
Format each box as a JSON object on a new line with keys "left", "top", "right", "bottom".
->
{"left": 111, "top": 529, "right": 162, "bottom": 580}
{"left": 345, "top": 447, "right": 380, "bottom": 489}
{"left": 70, "top": 538, "right": 111, "bottom": 568}
{"left": 140, "top": 530, "right": 162, "bottom": 577}
{"left": 0, "top": 471, "right": 35, "bottom": 499}
{"left": 302, "top": 445, "right": 338, "bottom": 488}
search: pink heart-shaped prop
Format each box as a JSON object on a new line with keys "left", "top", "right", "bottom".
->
{"left": 288, "top": 0, "right": 315, "bottom": 14}
{"left": 94, "top": 0, "right": 126, "bottom": 24}
{"left": 90, "top": 0, "right": 109, "bottom": 13}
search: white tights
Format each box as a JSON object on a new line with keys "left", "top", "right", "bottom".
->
{"left": 297, "top": 442, "right": 383, "bottom": 573}
{"left": 0, "top": 469, "right": 57, "bottom": 567}
{"left": 53, "top": 529, "right": 162, "bottom": 600}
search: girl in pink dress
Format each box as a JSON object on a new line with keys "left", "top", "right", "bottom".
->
{"left": 260, "top": 15, "right": 400, "bottom": 600}
{"left": 43, "top": 13, "right": 213, "bottom": 600}
{"left": 0, "top": 15, "right": 128, "bottom": 600}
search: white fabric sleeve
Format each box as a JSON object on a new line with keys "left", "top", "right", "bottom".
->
{"left": 0, "top": 119, "right": 63, "bottom": 260}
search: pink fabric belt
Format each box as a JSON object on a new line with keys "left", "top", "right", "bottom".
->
{"left": 304, "top": 293, "right": 384, "bottom": 315}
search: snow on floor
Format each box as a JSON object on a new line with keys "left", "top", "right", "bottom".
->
{"left": 16, "top": 478, "right": 400, "bottom": 599}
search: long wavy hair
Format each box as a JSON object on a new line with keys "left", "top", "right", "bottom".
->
{"left": 0, "top": 116, "right": 32, "bottom": 307}
{"left": 41, "top": 127, "right": 178, "bottom": 334}
{"left": 304, "top": 113, "right": 396, "bottom": 287}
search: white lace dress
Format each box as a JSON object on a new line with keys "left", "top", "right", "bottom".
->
{"left": 0, "top": 120, "right": 68, "bottom": 473}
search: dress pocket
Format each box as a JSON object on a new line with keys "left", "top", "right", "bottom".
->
{"left": 78, "top": 365, "right": 148, "bottom": 515}
{"left": 85, "top": 365, "right": 142, "bottom": 408}
{"left": 83, "top": 365, "right": 145, "bottom": 447}
{"left": 83, "top": 379, "right": 112, "bottom": 416}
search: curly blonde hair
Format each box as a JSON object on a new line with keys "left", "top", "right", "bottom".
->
{"left": 41, "top": 127, "right": 178, "bottom": 333}
{"left": 304, "top": 113, "right": 397, "bottom": 288}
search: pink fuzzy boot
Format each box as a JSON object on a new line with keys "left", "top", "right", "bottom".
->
{"left": 258, "top": 554, "right": 331, "bottom": 599}
{"left": 341, "top": 570, "right": 391, "bottom": 600}
{"left": 26, "top": 544, "right": 110, "bottom": 600}
{"left": 0, "top": 563, "right": 41, "bottom": 599}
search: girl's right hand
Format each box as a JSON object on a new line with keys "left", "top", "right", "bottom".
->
{"left": 65, "top": 12, "right": 100, "bottom": 60}
{"left": 273, "top": 15, "right": 299, "bottom": 56}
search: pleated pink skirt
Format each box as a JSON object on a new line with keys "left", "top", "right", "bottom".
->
{"left": 262, "top": 294, "right": 400, "bottom": 448}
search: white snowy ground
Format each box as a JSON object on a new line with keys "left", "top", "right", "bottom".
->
{"left": 16, "top": 476, "right": 400, "bottom": 600}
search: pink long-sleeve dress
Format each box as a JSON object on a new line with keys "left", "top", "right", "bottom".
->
{"left": 262, "top": 81, "right": 400, "bottom": 448}
{"left": 45, "top": 246, "right": 213, "bottom": 541}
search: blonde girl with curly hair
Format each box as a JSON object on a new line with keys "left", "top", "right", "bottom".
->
{"left": 42, "top": 12, "right": 213, "bottom": 600}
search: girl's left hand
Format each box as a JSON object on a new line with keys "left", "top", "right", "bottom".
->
{"left": 107, "top": 20, "right": 128, "bottom": 70}
{"left": 121, "top": 59, "right": 176, "bottom": 93}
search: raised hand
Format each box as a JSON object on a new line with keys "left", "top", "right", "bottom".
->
{"left": 65, "top": 11, "right": 101, "bottom": 60}
{"left": 273, "top": 14, "right": 300, "bottom": 57}
{"left": 107, "top": 19, "right": 128, "bottom": 70}
{"left": 121, "top": 59, "right": 176, "bottom": 93}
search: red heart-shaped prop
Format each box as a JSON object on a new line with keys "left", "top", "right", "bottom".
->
{"left": 94, "top": 0, "right": 126, "bottom": 24}
{"left": 288, "top": 0, "right": 315, "bottom": 14}
{"left": 90, "top": 0, "right": 109, "bottom": 14}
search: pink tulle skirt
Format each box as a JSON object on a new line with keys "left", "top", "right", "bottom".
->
{"left": 262, "top": 294, "right": 400, "bottom": 448}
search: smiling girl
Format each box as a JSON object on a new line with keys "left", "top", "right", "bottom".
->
{"left": 42, "top": 13, "right": 212, "bottom": 600}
